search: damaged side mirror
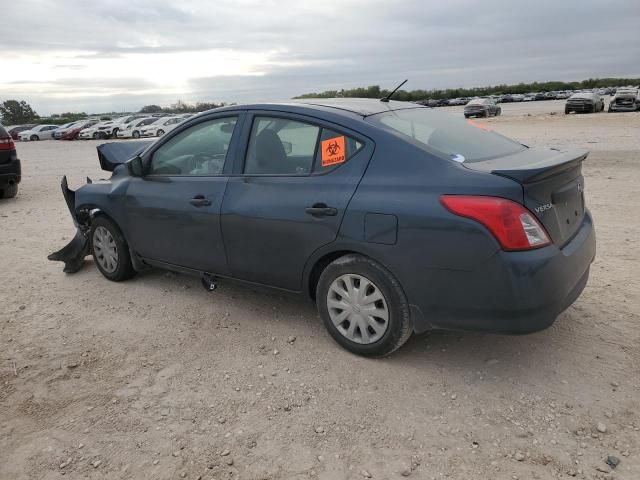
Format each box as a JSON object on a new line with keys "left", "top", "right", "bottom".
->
{"left": 128, "top": 155, "right": 144, "bottom": 177}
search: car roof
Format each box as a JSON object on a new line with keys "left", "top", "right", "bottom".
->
{"left": 212, "top": 98, "right": 424, "bottom": 118}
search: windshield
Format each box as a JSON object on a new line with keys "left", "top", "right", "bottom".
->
{"left": 367, "top": 108, "right": 526, "bottom": 163}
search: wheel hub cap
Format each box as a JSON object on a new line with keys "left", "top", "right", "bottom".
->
{"left": 93, "top": 226, "right": 118, "bottom": 273}
{"left": 327, "top": 274, "right": 389, "bottom": 344}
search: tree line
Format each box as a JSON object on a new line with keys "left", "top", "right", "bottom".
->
{"left": 294, "top": 77, "right": 640, "bottom": 101}
{"left": 0, "top": 99, "right": 232, "bottom": 126}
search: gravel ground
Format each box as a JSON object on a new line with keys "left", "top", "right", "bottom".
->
{"left": 1, "top": 104, "right": 639, "bottom": 479}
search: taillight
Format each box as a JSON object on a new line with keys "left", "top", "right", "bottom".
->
{"left": 0, "top": 137, "right": 16, "bottom": 151}
{"left": 440, "top": 195, "right": 551, "bottom": 251}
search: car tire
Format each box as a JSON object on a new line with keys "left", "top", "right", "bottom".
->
{"left": 90, "top": 216, "right": 136, "bottom": 282}
{"left": 157, "top": 129, "right": 164, "bottom": 137}
{"left": 112, "top": 128, "right": 119, "bottom": 138}
{"left": 316, "top": 254, "right": 413, "bottom": 357}
{"left": 0, "top": 183, "right": 18, "bottom": 199}
{"left": 132, "top": 131, "right": 140, "bottom": 139}
{"left": 496, "top": 108, "right": 501, "bottom": 116}
{"left": 565, "top": 107, "right": 570, "bottom": 114}
{"left": 93, "top": 132, "right": 99, "bottom": 140}
{"left": 30, "top": 135, "right": 39, "bottom": 141}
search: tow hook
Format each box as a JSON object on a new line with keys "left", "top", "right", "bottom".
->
{"left": 201, "top": 273, "right": 218, "bottom": 292}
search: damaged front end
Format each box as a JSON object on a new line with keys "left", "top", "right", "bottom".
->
{"left": 47, "top": 176, "right": 91, "bottom": 273}
{"left": 48, "top": 140, "right": 153, "bottom": 273}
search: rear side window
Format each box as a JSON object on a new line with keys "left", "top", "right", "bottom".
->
{"left": 367, "top": 108, "right": 525, "bottom": 163}
{"left": 313, "top": 129, "right": 363, "bottom": 173}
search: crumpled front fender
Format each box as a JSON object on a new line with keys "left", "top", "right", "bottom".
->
{"left": 47, "top": 176, "right": 90, "bottom": 273}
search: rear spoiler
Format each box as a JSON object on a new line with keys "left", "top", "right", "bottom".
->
{"left": 464, "top": 148, "right": 588, "bottom": 183}
{"left": 97, "top": 141, "right": 154, "bottom": 171}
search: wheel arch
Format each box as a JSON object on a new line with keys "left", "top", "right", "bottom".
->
{"left": 304, "top": 246, "right": 399, "bottom": 301}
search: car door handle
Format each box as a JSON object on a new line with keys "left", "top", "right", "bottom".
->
{"left": 305, "top": 204, "right": 338, "bottom": 217}
{"left": 189, "top": 195, "right": 211, "bottom": 207}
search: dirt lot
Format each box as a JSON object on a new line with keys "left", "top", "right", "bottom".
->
{"left": 1, "top": 103, "right": 639, "bottom": 479}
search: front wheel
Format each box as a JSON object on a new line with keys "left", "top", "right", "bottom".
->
{"left": 90, "top": 216, "right": 136, "bottom": 282}
{"left": 565, "top": 107, "right": 570, "bottom": 114}
{"left": 30, "top": 135, "right": 39, "bottom": 141}
{"left": 316, "top": 254, "right": 412, "bottom": 357}
{"left": 132, "top": 131, "right": 140, "bottom": 139}
{"left": 112, "top": 128, "right": 119, "bottom": 138}
{"left": 156, "top": 129, "right": 165, "bottom": 137}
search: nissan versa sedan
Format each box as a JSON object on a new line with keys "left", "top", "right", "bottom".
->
{"left": 49, "top": 99, "right": 596, "bottom": 357}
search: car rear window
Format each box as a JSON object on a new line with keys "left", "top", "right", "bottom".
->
{"left": 367, "top": 108, "right": 525, "bottom": 163}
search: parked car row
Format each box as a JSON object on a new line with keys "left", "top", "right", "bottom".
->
{"left": 9, "top": 113, "right": 193, "bottom": 142}
{"left": 418, "top": 86, "right": 639, "bottom": 109}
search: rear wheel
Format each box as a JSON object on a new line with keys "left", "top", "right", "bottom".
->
{"left": 90, "top": 216, "right": 136, "bottom": 282}
{"left": 0, "top": 183, "right": 18, "bottom": 199}
{"left": 316, "top": 254, "right": 412, "bottom": 357}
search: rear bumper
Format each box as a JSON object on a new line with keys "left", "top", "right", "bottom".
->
{"left": 0, "top": 158, "right": 21, "bottom": 185}
{"left": 410, "top": 210, "right": 596, "bottom": 334}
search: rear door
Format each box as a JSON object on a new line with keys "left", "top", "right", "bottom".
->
{"left": 221, "top": 112, "right": 373, "bottom": 290}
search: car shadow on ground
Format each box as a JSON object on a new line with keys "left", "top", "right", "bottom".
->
{"left": 75, "top": 263, "right": 583, "bottom": 386}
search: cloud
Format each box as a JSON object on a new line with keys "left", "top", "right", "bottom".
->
{"left": 1, "top": 0, "right": 639, "bottom": 114}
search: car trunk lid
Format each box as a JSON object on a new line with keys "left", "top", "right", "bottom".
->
{"left": 463, "top": 147, "right": 588, "bottom": 246}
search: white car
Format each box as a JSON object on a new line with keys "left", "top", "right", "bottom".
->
{"left": 78, "top": 121, "right": 115, "bottom": 140}
{"left": 110, "top": 115, "right": 147, "bottom": 138}
{"left": 18, "top": 124, "right": 60, "bottom": 141}
{"left": 140, "top": 116, "right": 184, "bottom": 137}
{"left": 117, "top": 117, "right": 159, "bottom": 139}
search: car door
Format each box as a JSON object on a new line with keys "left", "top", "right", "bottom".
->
{"left": 124, "top": 114, "right": 243, "bottom": 274}
{"left": 221, "top": 112, "right": 373, "bottom": 291}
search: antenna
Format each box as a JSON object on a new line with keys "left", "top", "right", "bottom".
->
{"left": 380, "top": 79, "right": 408, "bottom": 102}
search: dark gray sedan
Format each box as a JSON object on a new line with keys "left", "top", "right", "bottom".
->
{"left": 464, "top": 98, "right": 501, "bottom": 118}
{"left": 49, "top": 99, "right": 596, "bottom": 357}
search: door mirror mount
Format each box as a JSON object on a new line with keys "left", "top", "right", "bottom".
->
{"left": 128, "top": 155, "right": 144, "bottom": 177}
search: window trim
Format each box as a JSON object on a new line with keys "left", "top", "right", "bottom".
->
{"left": 145, "top": 115, "right": 241, "bottom": 178}
{"left": 238, "top": 111, "right": 367, "bottom": 178}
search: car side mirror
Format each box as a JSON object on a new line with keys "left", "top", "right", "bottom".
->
{"left": 282, "top": 141, "right": 293, "bottom": 155}
{"left": 128, "top": 155, "right": 144, "bottom": 177}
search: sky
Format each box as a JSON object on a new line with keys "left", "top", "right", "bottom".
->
{"left": 1, "top": 0, "right": 639, "bottom": 115}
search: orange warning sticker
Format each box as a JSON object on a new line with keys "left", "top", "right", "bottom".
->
{"left": 321, "top": 136, "right": 346, "bottom": 167}
{"left": 467, "top": 119, "right": 491, "bottom": 131}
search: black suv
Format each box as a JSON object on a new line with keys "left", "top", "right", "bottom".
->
{"left": 0, "top": 123, "right": 21, "bottom": 198}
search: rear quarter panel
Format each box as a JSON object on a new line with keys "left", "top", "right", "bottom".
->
{"left": 330, "top": 131, "right": 524, "bottom": 328}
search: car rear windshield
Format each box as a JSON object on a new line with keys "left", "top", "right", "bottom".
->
{"left": 367, "top": 108, "right": 526, "bottom": 163}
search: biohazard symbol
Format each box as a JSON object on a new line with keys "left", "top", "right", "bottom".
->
{"left": 321, "top": 136, "right": 346, "bottom": 167}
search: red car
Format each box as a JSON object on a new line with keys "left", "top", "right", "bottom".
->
{"left": 61, "top": 121, "right": 99, "bottom": 140}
